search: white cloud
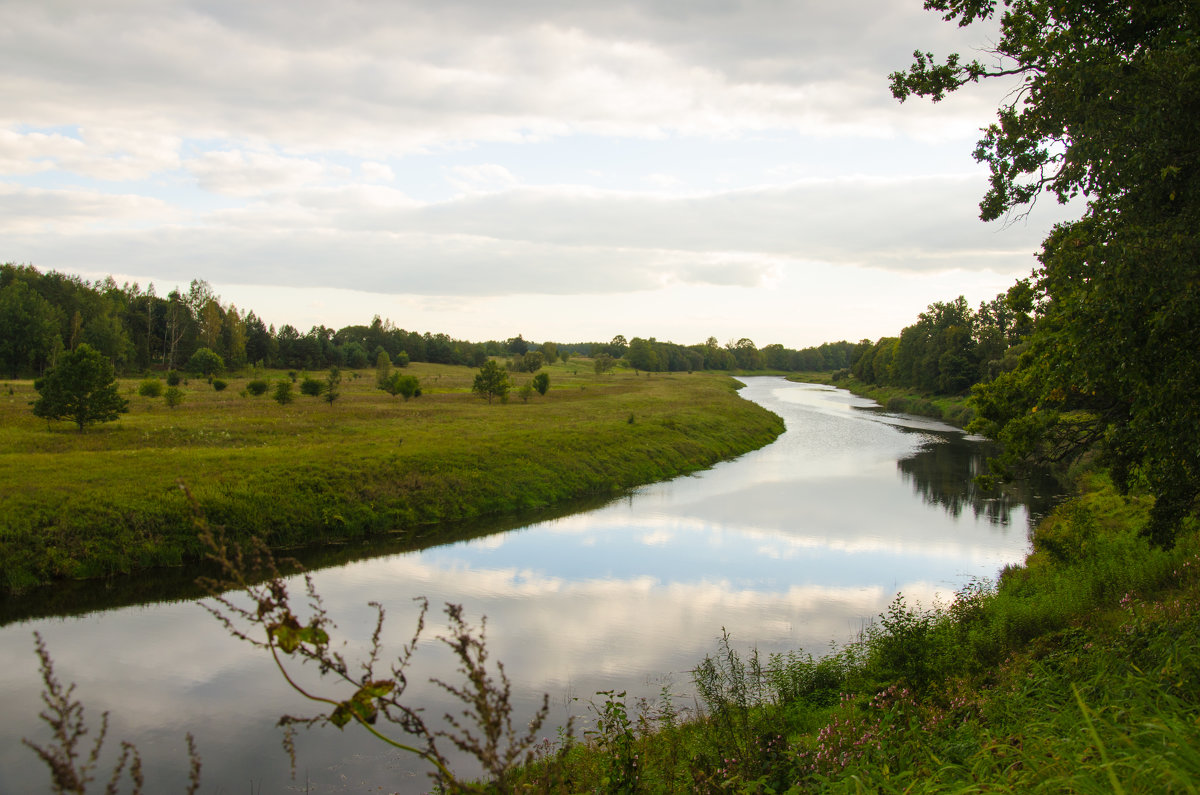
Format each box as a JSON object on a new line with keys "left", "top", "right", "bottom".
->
{"left": 0, "top": 0, "right": 1059, "bottom": 344}
{"left": 447, "top": 163, "right": 520, "bottom": 194}
{"left": 0, "top": 183, "right": 181, "bottom": 233}
{"left": 4, "top": 172, "right": 1069, "bottom": 309}
{"left": 0, "top": 1, "right": 1004, "bottom": 152}
{"left": 360, "top": 160, "right": 394, "bottom": 182}
{"left": 186, "top": 148, "right": 337, "bottom": 196}
{"left": 0, "top": 127, "right": 181, "bottom": 181}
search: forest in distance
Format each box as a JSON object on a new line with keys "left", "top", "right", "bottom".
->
{"left": 0, "top": 262, "right": 859, "bottom": 379}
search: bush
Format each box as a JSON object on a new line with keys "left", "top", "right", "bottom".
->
{"left": 163, "top": 387, "right": 183, "bottom": 408}
{"left": 138, "top": 379, "right": 163, "bottom": 397}
{"left": 186, "top": 347, "right": 224, "bottom": 376}
{"left": 300, "top": 378, "right": 323, "bottom": 397}
{"left": 212, "top": 379, "right": 228, "bottom": 392}
{"left": 379, "top": 372, "right": 421, "bottom": 400}
{"left": 166, "top": 370, "right": 182, "bottom": 386}
{"left": 272, "top": 381, "right": 294, "bottom": 405}
{"left": 246, "top": 379, "right": 269, "bottom": 396}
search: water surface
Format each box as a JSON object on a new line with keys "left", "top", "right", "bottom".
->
{"left": 0, "top": 378, "right": 1057, "bottom": 793}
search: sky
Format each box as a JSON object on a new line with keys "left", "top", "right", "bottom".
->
{"left": 0, "top": 0, "right": 1076, "bottom": 349}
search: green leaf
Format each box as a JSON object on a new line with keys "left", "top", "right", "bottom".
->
{"left": 270, "top": 622, "right": 301, "bottom": 654}
{"left": 329, "top": 704, "right": 352, "bottom": 729}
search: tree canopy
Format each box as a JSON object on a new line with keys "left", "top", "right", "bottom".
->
{"left": 893, "top": 0, "right": 1200, "bottom": 544}
{"left": 472, "top": 360, "right": 510, "bottom": 404}
{"left": 32, "top": 343, "right": 130, "bottom": 431}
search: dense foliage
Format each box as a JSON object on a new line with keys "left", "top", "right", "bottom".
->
{"left": 889, "top": 0, "right": 1200, "bottom": 545}
{"left": 849, "top": 288, "right": 1032, "bottom": 395}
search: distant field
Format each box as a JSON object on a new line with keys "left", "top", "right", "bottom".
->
{"left": 0, "top": 362, "right": 783, "bottom": 593}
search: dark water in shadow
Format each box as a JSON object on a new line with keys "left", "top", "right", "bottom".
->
{"left": 0, "top": 378, "right": 1061, "bottom": 793}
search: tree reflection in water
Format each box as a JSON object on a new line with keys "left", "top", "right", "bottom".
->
{"left": 896, "top": 433, "right": 1061, "bottom": 529}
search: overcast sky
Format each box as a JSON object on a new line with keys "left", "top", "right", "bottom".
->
{"left": 1, "top": 0, "right": 1073, "bottom": 348}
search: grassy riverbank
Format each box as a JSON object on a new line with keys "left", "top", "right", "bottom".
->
{"left": 507, "top": 472, "right": 1200, "bottom": 792}
{"left": 0, "top": 363, "right": 783, "bottom": 594}
{"left": 789, "top": 372, "right": 974, "bottom": 427}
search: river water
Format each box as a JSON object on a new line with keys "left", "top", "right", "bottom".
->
{"left": 0, "top": 378, "right": 1057, "bottom": 793}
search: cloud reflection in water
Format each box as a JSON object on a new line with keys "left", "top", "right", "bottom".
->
{"left": 0, "top": 378, "right": 1045, "bottom": 793}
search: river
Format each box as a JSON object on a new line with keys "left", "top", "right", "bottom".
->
{"left": 0, "top": 378, "right": 1058, "bottom": 793}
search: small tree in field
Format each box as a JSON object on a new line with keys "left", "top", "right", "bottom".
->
{"left": 32, "top": 343, "right": 129, "bottom": 431}
{"left": 186, "top": 347, "right": 224, "bottom": 377}
{"left": 522, "top": 351, "right": 544, "bottom": 372}
{"left": 531, "top": 372, "right": 550, "bottom": 396}
{"left": 323, "top": 367, "right": 341, "bottom": 406}
{"left": 380, "top": 371, "right": 420, "bottom": 400}
{"left": 164, "top": 386, "right": 184, "bottom": 408}
{"left": 472, "top": 360, "right": 510, "bottom": 404}
{"left": 273, "top": 380, "right": 294, "bottom": 405}
{"left": 375, "top": 350, "right": 391, "bottom": 388}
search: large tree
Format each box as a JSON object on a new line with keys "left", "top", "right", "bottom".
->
{"left": 32, "top": 343, "right": 129, "bottom": 431}
{"left": 892, "top": 0, "right": 1200, "bottom": 544}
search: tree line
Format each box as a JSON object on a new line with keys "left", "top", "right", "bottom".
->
{"left": 847, "top": 284, "right": 1034, "bottom": 396}
{"left": 0, "top": 263, "right": 854, "bottom": 378}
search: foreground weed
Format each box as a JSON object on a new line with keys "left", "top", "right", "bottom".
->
{"left": 191, "top": 484, "right": 548, "bottom": 792}
{"left": 24, "top": 631, "right": 201, "bottom": 794}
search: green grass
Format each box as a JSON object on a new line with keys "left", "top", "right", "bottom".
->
{"left": 0, "top": 363, "right": 784, "bottom": 593}
{"left": 505, "top": 473, "right": 1200, "bottom": 793}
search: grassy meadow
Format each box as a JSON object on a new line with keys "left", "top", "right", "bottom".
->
{"left": 0, "top": 361, "right": 784, "bottom": 594}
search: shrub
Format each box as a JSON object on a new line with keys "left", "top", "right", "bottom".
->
{"left": 380, "top": 372, "right": 420, "bottom": 400}
{"left": 186, "top": 347, "right": 224, "bottom": 376}
{"left": 138, "top": 379, "right": 163, "bottom": 397}
{"left": 166, "top": 370, "right": 182, "bottom": 386}
{"left": 212, "top": 379, "right": 228, "bottom": 392}
{"left": 272, "top": 381, "right": 293, "bottom": 405}
{"left": 323, "top": 368, "right": 341, "bottom": 406}
{"left": 163, "top": 387, "right": 184, "bottom": 408}
{"left": 246, "top": 379, "right": 269, "bottom": 396}
{"left": 300, "top": 378, "right": 323, "bottom": 396}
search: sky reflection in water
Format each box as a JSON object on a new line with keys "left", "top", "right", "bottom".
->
{"left": 0, "top": 378, "right": 1042, "bottom": 793}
